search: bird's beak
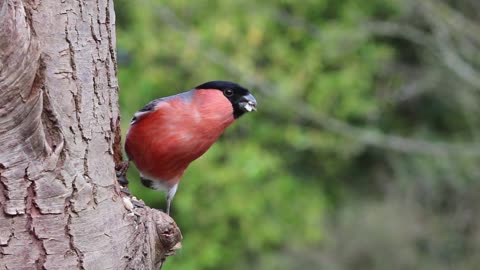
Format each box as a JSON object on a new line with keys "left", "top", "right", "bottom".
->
{"left": 239, "top": 93, "right": 257, "bottom": 112}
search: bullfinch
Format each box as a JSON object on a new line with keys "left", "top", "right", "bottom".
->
{"left": 120, "top": 81, "right": 257, "bottom": 215}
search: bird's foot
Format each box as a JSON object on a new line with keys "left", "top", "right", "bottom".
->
{"left": 131, "top": 197, "right": 145, "bottom": 208}
{"left": 120, "top": 186, "right": 131, "bottom": 195}
{"left": 115, "top": 161, "right": 130, "bottom": 185}
{"left": 116, "top": 173, "right": 129, "bottom": 186}
{"left": 115, "top": 161, "right": 130, "bottom": 186}
{"left": 116, "top": 160, "right": 130, "bottom": 174}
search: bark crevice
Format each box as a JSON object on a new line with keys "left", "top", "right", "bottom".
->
{"left": 26, "top": 174, "right": 47, "bottom": 270}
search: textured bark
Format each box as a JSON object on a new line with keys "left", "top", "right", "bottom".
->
{"left": 0, "top": 0, "right": 181, "bottom": 269}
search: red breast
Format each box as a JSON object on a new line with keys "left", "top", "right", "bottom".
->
{"left": 125, "top": 89, "right": 235, "bottom": 187}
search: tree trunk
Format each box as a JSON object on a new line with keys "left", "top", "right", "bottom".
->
{"left": 0, "top": 0, "right": 181, "bottom": 269}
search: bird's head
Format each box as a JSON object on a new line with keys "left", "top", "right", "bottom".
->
{"left": 195, "top": 81, "right": 257, "bottom": 119}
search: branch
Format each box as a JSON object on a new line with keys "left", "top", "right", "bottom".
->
{"left": 123, "top": 206, "right": 182, "bottom": 269}
{"left": 363, "top": 3, "right": 480, "bottom": 90}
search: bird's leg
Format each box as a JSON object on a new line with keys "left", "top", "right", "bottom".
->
{"left": 165, "top": 183, "right": 178, "bottom": 216}
{"left": 116, "top": 160, "right": 130, "bottom": 176}
{"left": 115, "top": 160, "right": 130, "bottom": 186}
{"left": 166, "top": 195, "right": 172, "bottom": 216}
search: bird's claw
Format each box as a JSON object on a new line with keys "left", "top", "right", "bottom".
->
{"left": 115, "top": 161, "right": 130, "bottom": 183}
{"left": 131, "top": 198, "right": 145, "bottom": 208}
{"left": 116, "top": 173, "right": 129, "bottom": 186}
{"left": 120, "top": 186, "right": 131, "bottom": 195}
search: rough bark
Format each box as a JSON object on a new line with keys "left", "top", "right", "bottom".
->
{"left": 0, "top": 0, "right": 182, "bottom": 269}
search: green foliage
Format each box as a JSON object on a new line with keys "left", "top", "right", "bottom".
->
{"left": 115, "top": 0, "right": 480, "bottom": 269}
{"left": 116, "top": 0, "right": 395, "bottom": 268}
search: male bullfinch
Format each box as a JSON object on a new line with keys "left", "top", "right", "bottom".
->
{"left": 120, "top": 81, "right": 257, "bottom": 215}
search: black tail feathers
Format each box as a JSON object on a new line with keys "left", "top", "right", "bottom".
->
{"left": 140, "top": 177, "right": 155, "bottom": 189}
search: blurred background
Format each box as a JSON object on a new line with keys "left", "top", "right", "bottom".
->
{"left": 115, "top": 0, "right": 480, "bottom": 269}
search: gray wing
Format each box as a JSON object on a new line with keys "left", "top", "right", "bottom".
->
{"left": 130, "top": 98, "right": 162, "bottom": 124}
{"left": 130, "top": 90, "right": 194, "bottom": 125}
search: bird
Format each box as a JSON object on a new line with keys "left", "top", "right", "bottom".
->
{"left": 120, "top": 81, "right": 257, "bottom": 215}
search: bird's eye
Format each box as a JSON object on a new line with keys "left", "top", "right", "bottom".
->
{"left": 224, "top": 89, "right": 234, "bottom": 97}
